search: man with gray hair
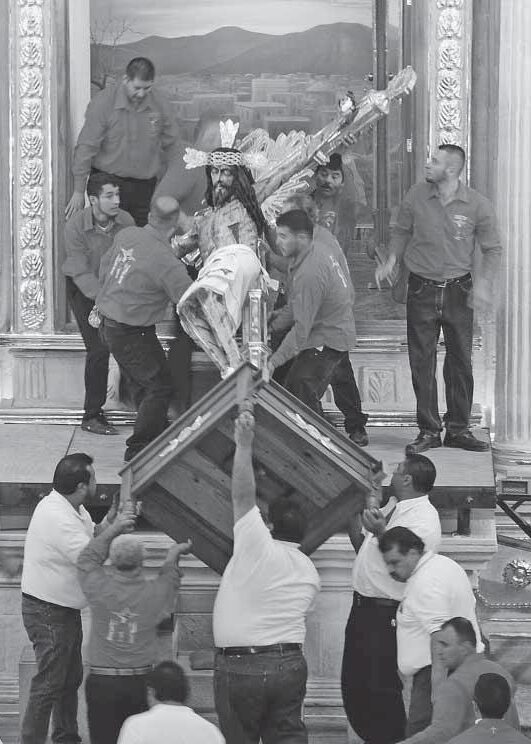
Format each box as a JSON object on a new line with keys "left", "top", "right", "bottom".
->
{"left": 96, "top": 196, "right": 192, "bottom": 461}
{"left": 77, "top": 509, "right": 192, "bottom": 744}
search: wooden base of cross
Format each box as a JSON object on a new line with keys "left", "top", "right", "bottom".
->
{"left": 119, "top": 363, "right": 383, "bottom": 574}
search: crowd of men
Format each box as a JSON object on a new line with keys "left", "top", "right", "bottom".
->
{"left": 20, "top": 415, "right": 524, "bottom": 744}
{"left": 18, "top": 55, "right": 515, "bottom": 744}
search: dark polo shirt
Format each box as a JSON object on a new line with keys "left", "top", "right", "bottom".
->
{"left": 96, "top": 224, "right": 191, "bottom": 327}
{"left": 389, "top": 181, "right": 502, "bottom": 281}
{"left": 62, "top": 207, "right": 135, "bottom": 299}
{"left": 269, "top": 230, "right": 356, "bottom": 369}
{"left": 72, "top": 83, "right": 182, "bottom": 192}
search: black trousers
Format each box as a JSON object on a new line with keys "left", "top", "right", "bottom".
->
{"left": 91, "top": 168, "right": 156, "bottom": 227}
{"left": 406, "top": 665, "right": 432, "bottom": 737}
{"left": 167, "top": 308, "right": 194, "bottom": 415}
{"left": 284, "top": 346, "right": 345, "bottom": 417}
{"left": 341, "top": 595, "right": 406, "bottom": 744}
{"left": 85, "top": 673, "right": 148, "bottom": 744}
{"left": 101, "top": 319, "right": 173, "bottom": 459}
{"left": 66, "top": 277, "right": 110, "bottom": 419}
{"left": 407, "top": 273, "right": 474, "bottom": 435}
{"left": 271, "top": 330, "right": 367, "bottom": 430}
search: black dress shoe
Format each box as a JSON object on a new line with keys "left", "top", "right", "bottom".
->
{"left": 349, "top": 426, "right": 369, "bottom": 447}
{"left": 443, "top": 430, "right": 490, "bottom": 451}
{"left": 81, "top": 413, "right": 118, "bottom": 435}
{"left": 405, "top": 432, "right": 442, "bottom": 455}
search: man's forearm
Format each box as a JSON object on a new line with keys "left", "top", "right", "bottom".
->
{"left": 231, "top": 442, "right": 256, "bottom": 522}
{"left": 77, "top": 530, "right": 113, "bottom": 572}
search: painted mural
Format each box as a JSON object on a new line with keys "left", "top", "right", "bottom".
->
{"left": 89, "top": 0, "right": 406, "bottom": 323}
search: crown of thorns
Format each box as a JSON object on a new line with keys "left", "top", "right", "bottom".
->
{"left": 183, "top": 119, "right": 268, "bottom": 171}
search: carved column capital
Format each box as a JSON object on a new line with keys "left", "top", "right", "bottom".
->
{"left": 10, "top": 0, "right": 54, "bottom": 333}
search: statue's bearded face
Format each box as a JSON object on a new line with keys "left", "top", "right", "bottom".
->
{"left": 211, "top": 166, "right": 235, "bottom": 207}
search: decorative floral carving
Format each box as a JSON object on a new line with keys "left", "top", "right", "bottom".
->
{"left": 15, "top": 0, "right": 47, "bottom": 331}
{"left": 20, "top": 100, "right": 42, "bottom": 128}
{"left": 432, "top": 0, "right": 469, "bottom": 153}
{"left": 20, "top": 159, "right": 44, "bottom": 187}
{"left": 437, "top": 9, "right": 462, "bottom": 39}
{"left": 19, "top": 7, "right": 43, "bottom": 37}
{"left": 20, "top": 130, "right": 43, "bottom": 158}
{"left": 20, "top": 187, "right": 44, "bottom": 217}
{"left": 20, "top": 68, "right": 43, "bottom": 98}
{"left": 20, "top": 219, "right": 44, "bottom": 249}
{"left": 21, "top": 250, "right": 44, "bottom": 279}
{"left": 20, "top": 279, "right": 46, "bottom": 329}
{"left": 438, "top": 100, "right": 462, "bottom": 132}
{"left": 366, "top": 370, "right": 395, "bottom": 404}
{"left": 437, "top": 70, "right": 461, "bottom": 100}
{"left": 20, "top": 38, "right": 44, "bottom": 67}
{"left": 438, "top": 40, "right": 462, "bottom": 70}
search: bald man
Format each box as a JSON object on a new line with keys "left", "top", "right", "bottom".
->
{"left": 97, "top": 196, "right": 192, "bottom": 461}
{"left": 77, "top": 512, "right": 192, "bottom": 744}
{"left": 376, "top": 145, "right": 502, "bottom": 455}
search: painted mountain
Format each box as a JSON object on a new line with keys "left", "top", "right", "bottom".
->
{"left": 92, "top": 23, "right": 399, "bottom": 77}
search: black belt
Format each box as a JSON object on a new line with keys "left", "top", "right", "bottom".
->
{"left": 217, "top": 643, "right": 302, "bottom": 656}
{"left": 91, "top": 167, "right": 157, "bottom": 185}
{"left": 353, "top": 591, "right": 399, "bottom": 608}
{"left": 410, "top": 272, "right": 471, "bottom": 288}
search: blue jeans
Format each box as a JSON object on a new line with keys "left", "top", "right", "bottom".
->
{"left": 214, "top": 650, "right": 308, "bottom": 744}
{"left": 101, "top": 319, "right": 174, "bottom": 458}
{"left": 406, "top": 273, "right": 474, "bottom": 435}
{"left": 21, "top": 594, "right": 83, "bottom": 744}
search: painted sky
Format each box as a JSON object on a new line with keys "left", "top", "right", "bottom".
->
{"left": 90, "top": 0, "right": 400, "bottom": 41}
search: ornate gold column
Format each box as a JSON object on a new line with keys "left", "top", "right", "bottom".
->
{"left": 493, "top": 1, "right": 531, "bottom": 471}
{"left": 10, "top": 0, "right": 57, "bottom": 333}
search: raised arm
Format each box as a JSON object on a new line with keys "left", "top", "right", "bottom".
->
{"left": 231, "top": 407, "right": 257, "bottom": 524}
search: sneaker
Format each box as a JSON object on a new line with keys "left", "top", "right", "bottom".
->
{"left": 443, "top": 430, "right": 490, "bottom": 452}
{"left": 349, "top": 426, "right": 369, "bottom": 447}
{"left": 81, "top": 413, "right": 118, "bottom": 436}
{"left": 405, "top": 432, "right": 442, "bottom": 455}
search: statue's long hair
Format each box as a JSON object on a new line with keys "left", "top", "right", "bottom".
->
{"left": 205, "top": 148, "right": 268, "bottom": 239}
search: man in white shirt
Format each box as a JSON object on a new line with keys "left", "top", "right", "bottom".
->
{"left": 212, "top": 408, "right": 321, "bottom": 744}
{"left": 342, "top": 454, "right": 442, "bottom": 744}
{"left": 378, "top": 526, "right": 483, "bottom": 738}
{"left": 20, "top": 452, "right": 117, "bottom": 744}
{"left": 117, "top": 661, "right": 225, "bottom": 744}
